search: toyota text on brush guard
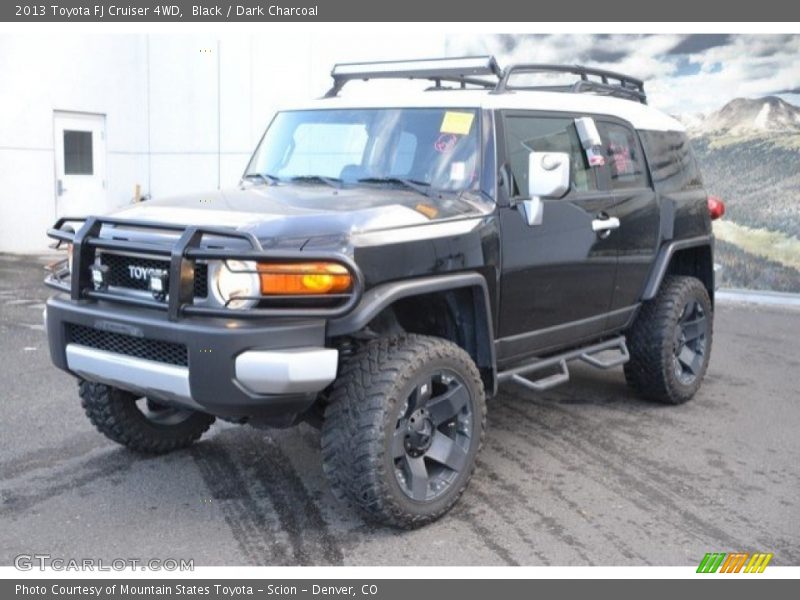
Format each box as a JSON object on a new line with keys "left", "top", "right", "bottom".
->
{"left": 44, "top": 57, "right": 724, "bottom": 527}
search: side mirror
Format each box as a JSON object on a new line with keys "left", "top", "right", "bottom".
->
{"left": 528, "top": 151, "right": 570, "bottom": 198}
{"left": 519, "top": 151, "right": 570, "bottom": 227}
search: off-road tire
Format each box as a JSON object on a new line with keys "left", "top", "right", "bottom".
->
{"left": 79, "top": 381, "right": 215, "bottom": 454}
{"left": 321, "top": 335, "right": 486, "bottom": 528}
{"left": 624, "top": 275, "right": 713, "bottom": 404}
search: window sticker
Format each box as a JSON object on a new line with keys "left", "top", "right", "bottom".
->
{"left": 434, "top": 133, "right": 458, "bottom": 153}
{"left": 450, "top": 161, "right": 466, "bottom": 180}
{"left": 415, "top": 203, "right": 439, "bottom": 219}
{"left": 586, "top": 147, "right": 606, "bottom": 167}
{"left": 609, "top": 142, "right": 633, "bottom": 174}
{"left": 606, "top": 130, "right": 635, "bottom": 175}
{"left": 440, "top": 111, "right": 475, "bottom": 135}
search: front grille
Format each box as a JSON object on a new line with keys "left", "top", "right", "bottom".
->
{"left": 99, "top": 253, "right": 208, "bottom": 298}
{"left": 67, "top": 323, "right": 189, "bottom": 367}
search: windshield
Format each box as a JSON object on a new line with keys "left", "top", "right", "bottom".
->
{"left": 245, "top": 108, "right": 480, "bottom": 192}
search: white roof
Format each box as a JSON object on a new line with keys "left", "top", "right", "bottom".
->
{"left": 287, "top": 88, "right": 685, "bottom": 132}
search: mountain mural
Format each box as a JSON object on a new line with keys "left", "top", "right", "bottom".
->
{"left": 689, "top": 96, "right": 800, "bottom": 137}
{"left": 683, "top": 97, "right": 800, "bottom": 292}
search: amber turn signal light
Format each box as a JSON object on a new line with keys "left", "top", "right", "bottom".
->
{"left": 257, "top": 262, "right": 352, "bottom": 295}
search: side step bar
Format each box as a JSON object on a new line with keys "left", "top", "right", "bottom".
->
{"left": 497, "top": 336, "right": 630, "bottom": 392}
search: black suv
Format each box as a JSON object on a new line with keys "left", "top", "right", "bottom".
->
{"left": 44, "top": 57, "right": 722, "bottom": 528}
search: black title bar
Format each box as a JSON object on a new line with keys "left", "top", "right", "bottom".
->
{"left": 5, "top": 579, "right": 800, "bottom": 600}
{"left": 5, "top": 0, "right": 800, "bottom": 22}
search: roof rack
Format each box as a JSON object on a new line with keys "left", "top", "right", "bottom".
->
{"left": 324, "top": 56, "right": 647, "bottom": 104}
{"left": 324, "top": 56, "right": 503, "bottom": 97}
{"left": 494, "top": 64, "right": 647, "bottom": 104}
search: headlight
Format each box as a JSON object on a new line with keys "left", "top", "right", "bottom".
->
{"left": 208, "top": 260, "right": 353, "bottom": 309}
{"left": 210, "top": 260, "right": 260, "bottom": 309}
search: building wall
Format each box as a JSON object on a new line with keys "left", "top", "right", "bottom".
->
{"left": 0, "top": 34, "right": 147, "bottom": 253}
{"left": 0, "top": 33, "right": 445, "bottom": 253}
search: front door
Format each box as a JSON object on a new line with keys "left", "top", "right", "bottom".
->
{"left": 496, "top": 111, "right": 618, "bottom": 366}
{"left": 53, "top": 111, "right": 106, "bottom": 217}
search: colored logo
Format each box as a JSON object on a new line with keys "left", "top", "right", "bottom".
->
{"left": 697, "top": 552, "right": 773, "bottom": 573}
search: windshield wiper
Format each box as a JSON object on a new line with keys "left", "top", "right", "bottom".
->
{"left": 289, "top": 175, "right": 342, "bottom": 189}
{"left": 356, "top": 176, "right": 439, "bottom": 199}
{"left": 243, "top": 172, "right": 280, "bottom": 186}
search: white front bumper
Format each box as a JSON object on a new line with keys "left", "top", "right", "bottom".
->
{"left": 234, "top": 348, "right": 339, "bottom": 395}
{"left": 66, "top": 343, "right": 339, "bottom": 408}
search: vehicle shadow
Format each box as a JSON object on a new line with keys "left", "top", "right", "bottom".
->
{"left": 0, "top": 363, "right": 723, "bottom": 567}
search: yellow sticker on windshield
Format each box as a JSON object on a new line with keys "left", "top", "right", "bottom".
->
{"left": 440, "top": 111, "right": 474, "bottom": 135}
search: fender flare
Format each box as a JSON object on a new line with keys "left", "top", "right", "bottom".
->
{"left": 642, "top": 235, "right": 713, "bottom": 301}
{"left": 328, "top": 272, "right": 497, "bottom": 392}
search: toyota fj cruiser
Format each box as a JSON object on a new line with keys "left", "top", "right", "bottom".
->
{"left": 45, "top": 57, "right": 723, "bottom": 528}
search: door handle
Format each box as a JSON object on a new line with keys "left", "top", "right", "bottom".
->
{"left": 591, "top": 216, "right": 620, "bottom": 232}
{"left": 57, "top": 179, "right": 66, "bottom": 196}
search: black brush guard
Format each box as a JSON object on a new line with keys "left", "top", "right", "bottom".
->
{"left": 46, "top": 216, "right": 364, "bottom": 321}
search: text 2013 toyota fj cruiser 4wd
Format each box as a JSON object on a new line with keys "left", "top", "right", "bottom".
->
{"left": 45, "top": 57, "right": 724, "bottom": 528}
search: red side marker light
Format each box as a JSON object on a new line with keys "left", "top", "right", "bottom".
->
{"left": 708, "top": 195, "right": 725, "bottom": 220}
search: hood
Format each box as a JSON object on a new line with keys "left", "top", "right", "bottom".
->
{"left": 110, "top": 184, "right": 492, "bottom": 249}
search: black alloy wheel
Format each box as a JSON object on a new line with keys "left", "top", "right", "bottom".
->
{"left": 392, "top": 370, "right": 473, "bottom": 502}
{"left": 142, "top": 397, "right": 197, "bottom": 426}
{"left": 673, "top": 298, "right": 709, "bottom": 385}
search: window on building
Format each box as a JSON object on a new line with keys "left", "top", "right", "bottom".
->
{"left": 63, "top": 130, "right": 93, "bottom": 175}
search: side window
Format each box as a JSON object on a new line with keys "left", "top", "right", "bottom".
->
{"left": 671, "top": 133, "right": 704, "bottom": 189}
{"left": 638, "top": 130, "right": 703, "bottom": 192}
{"left": 601, "top": 122, "right": 648, "bottom": 189}
{"left": 504, "top": 115, "right": 597, "bottom": 197}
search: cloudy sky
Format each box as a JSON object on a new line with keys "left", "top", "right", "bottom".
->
{"left": 446, "top": 34, "right": 800, "bottom": 115}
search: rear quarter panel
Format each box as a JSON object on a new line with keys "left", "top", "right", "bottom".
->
{"left": 639, "top": 129, "right": 711, "bottom": 241}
